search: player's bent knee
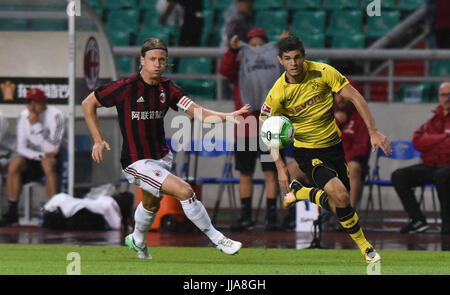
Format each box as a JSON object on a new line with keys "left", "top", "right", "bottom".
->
{"left": 334, "top": 190, "right": 349, "bottom": 207}
{"left": 177, "top": 184, "right": 194, "bottom": 201}
{"left": 325, "top": 180, "right": 349, "bottom": 207}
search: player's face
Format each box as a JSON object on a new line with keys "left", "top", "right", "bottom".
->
{"left": 27, "top": 100, "right": 45, "bottom": 115}
{"left": 140, "top": 49, "right": 168, "bottom": 80}
{"left": 438, "top": 82, "right": 450, "bottom": 113}
{"left": 248, "top": 36, "right": 265, "bottom": 46}
{"left": 278, "top": 50, "right": 305, "bottom": 81}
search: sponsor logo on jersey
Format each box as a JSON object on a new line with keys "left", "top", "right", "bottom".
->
{"left": 160, "top": 91, "right": 166, "bottom": 103}
{"left": 261, "top": 103, "right": 272, "bottom": 116}
{"left": 131, "top": 110, "right": 163, "bottom": 120}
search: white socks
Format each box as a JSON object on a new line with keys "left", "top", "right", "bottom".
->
{"left": 180, "top": 194, "right": 223, "bottom": 245}
{"left": 132, "top": 194, "right": 223, "bottom": 247}
{"left": 132, "top": 202, "right": 156, "bottom": 248}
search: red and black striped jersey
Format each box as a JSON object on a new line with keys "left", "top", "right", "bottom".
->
{"left": 94, "top": 73, "right": 192, "bottom": 168}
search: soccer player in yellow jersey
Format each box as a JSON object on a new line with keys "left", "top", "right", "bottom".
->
{"left": 260, "top": 35, "right": 392, "bottom": 264}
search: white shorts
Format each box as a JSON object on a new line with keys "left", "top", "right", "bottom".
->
{"left": 122, "top": 152, "right": 173, "bottom": 198}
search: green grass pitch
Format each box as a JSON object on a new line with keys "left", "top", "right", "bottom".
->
{"left": 1, "top": 244, "right": 450, "bottom": 275}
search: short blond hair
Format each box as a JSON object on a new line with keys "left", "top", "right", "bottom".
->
{"left": 140, "top": 38, "right": 168, "bottom": 57}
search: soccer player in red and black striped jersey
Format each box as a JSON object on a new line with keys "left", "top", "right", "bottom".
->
{"left": 82, "top": 38, "right": 249, "bottom": 258}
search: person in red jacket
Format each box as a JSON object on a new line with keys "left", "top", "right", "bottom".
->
{"left": 334, "top": 89, "right": 371, "bottom": 209}
{"left": 391, "top": 81, "right": 450, "bottom": 234}
{"left": 218, "top": 29, "right": 286, "bottom": 231}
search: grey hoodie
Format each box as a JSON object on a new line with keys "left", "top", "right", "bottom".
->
{"left": 238, "top": 42, "right": 283, "bottom": 112}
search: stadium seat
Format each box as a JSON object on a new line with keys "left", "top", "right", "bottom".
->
{"left": 286, "top": 0, "right": 322, "bottom": 10}
{"left": 84, "top": 0, "right": 102, "bottom": 8}
{"left": 295, "top": 33, "right": 326, "bottom": 49}
{"left": 324, "top": 0, "right": 360, "bottom": 10}
{"left": 202, "top": 0, "right": 213, "bottom": 10}
{"left": 107, "top": 27, "right": 131, "bottom": 45}
{"left": 253, "top": 0, "right": 284, "bottom": 10}
{"left": 177, "top": 80, "right": 216, "bottom": 100}
{"left": 396, "top": 83, "right": 436, "bottom": 103}
{"left": 365, "top": 11, "right": 400, "bottom": 38}
{"left": 398, "top": 0, "right": 424, "bottom": 11}
{"left": 211, "top": 0, "right": 233, "bottom": 10}
{"left": 395, "top": 60, "right": 425, "bottom": 76}
{"left": 142, "top": 9, "right": 173, "bottom": 31}
{"left": 327, "top": 10, "right": 363, "bottom": 36}
{"left": 103, "top": 0, "right": 137, "bottom": 9}
{"left": 177, "top": 58, "right": 214, "bottom": 100}
{"left": 254, "top": 10, "right": 288, "bottom": 38}
{"left": 331, "top": 33, "right": 365, "bottom": 48}
{"left": 116, "top": 56, "right": 134, "bottom": 74}
{"left": 178, "top": 57, "right": 212, "bottom": 74}
{"left": 106, "top": 9, "right": 140, "bottom": 34}
{"left": 431, "top": 60, "right": 450, "bottom": 76}
{"left": 137, "top": 26, "right": 172, "bottom": 46}
{"left": 28, "top": 19, "right": 67, "bottom": 31}
{"left": 138, "top": 0, "right": 158, "bottom": 10}
{"left": 291, "top": 10, "right": 326, "bottom": 36}
{"left": 200, "top": 9, "right": 215, "bottom": 46}
{"left": 0, "top": 19, "right": 27, "bottom": 30}
{"left": 362, "top": 141, "right": 438, "bottom": 225}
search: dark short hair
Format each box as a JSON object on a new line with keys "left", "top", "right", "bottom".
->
{"left": 277, "top": 35, "right": 305, "bottom": 57}
{"left": 141, "top": 38, "right": 168, "bottom": 57}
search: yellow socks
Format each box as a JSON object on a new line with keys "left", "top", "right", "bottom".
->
{"left": 336, "top": 206, "right": 372, "bottom": 255}
{"left": 294, "top": 187, "right": 331, "bottom": 211}
{"left": 295, "top": 187, "right": 373, "bottom": 255}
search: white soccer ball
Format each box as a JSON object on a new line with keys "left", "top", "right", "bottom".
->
{"left": 260, "top": 115, "right": 295, "bottom": 149}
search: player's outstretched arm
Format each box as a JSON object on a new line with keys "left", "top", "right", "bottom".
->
{"left": 186, "top": 102, "right": 250, "bottom": 124}
{"left": 81, "top": 92, "right": 111, "bottom": 163}
{"left": 269, "top": 147, "right": 290, "bottom": 194}
{"left": 338, "top": 84, "right": 392, "bottom": 155}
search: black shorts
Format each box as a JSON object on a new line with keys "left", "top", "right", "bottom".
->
{"left": 234, "top": 137, "right": 284, "bottom": 173}
{"left": 22, "top": 159, "right": 45, "bottom": 183}
{"left": 293, "top": 142, "right": 350, "bottom": 191}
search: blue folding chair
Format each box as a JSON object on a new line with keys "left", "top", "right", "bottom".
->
{"left": 180, "top": 138, "right": 266, "bottom": 225}
{"left": 363, "top": 140, "right": 438, "bottom": 226}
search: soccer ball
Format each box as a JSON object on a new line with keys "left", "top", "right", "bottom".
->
{"left": 260, "top": 116, "right": 295, "bottom": 149}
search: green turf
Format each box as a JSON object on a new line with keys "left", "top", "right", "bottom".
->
{"left": 1, "top": 244, "right": 449, "bottom": 275}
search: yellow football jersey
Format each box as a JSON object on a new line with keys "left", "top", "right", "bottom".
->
{"left": 260, "top": 60, "right": 349, "bottom": 149}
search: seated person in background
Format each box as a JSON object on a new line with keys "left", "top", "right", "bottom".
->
{"left": 0, "top": 88, "right": 65, "bottom": 227}
{"left": 391, "top": 81, "right": 450, "bottom": 235}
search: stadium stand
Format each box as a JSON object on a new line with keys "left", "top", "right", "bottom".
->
{"left": 327, "top": 10, "right": 363, "bottom": 36}
{"left": 324, "top": 0, "right": 360, "bottom": 10}
{"left": 176, "top": 57, "right": 216, "bottom": 100}
{"left": 253, "top": 0, "right": 284, "bottom": 10}
{"left": 286, "top": 0, "right": 321, "bottom": 10}
{"left": 254, "top": 9, "right": 288, "bottom": 41}
{"left": 0, "top": 0, "right": 431, "bottom": 102}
